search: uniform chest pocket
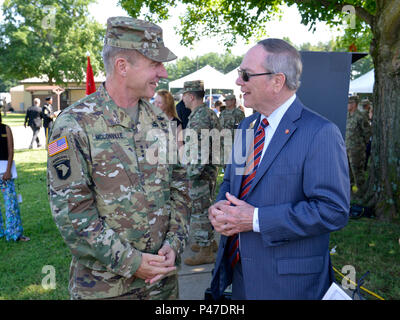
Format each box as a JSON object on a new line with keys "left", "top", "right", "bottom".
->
{"left": 135, "top": 135, "right": 170, "bottom": 198}
{"left": 91, "top": 140, "right": 140, "bottom": 199}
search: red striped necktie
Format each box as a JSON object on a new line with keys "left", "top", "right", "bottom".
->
{"left": 227, "top": 118, "right": 269, "bottom": 269}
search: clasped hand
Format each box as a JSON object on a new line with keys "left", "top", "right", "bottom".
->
{"left": 208, "top": 192, "right": 255, "bottom": 236}
{"left": 134, "top": 244, "right": 177, "bottom": 285}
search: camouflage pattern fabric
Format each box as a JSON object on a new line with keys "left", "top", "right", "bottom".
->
{"left": 345, "top": 109, "right": 372, "bottom": 191}
{"left": 184, "top": 103, "right": 222, "bottom": 247}
{"left": 183, "top": 80, "right": 204, "bottom": 94}
{"left": 105, "top": 17, "right": 176, "bottom": 63}
{"left": 47, "top": 84, "right": 190, "bottom": 300}
{"left": 219, "top": 107, "right": 245, "bottom": 142}
{"left": 101, "top": 273, "right": 178, "bottom": 300}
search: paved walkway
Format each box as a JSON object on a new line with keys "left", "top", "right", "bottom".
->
{"left": 12, "top": 126, "right": 46, "bottom": 150}
{"left": 178, "top": 240, "right": 215, "bottom": 300}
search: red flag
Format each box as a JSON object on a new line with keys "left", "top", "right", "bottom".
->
{"left": 349, "top": 43, "right": 357, "bottom": 52}
{"left": 86, "top": 55, "right": 96, "bottom": 95}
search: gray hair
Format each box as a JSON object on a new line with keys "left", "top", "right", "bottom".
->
{"left": 257, "top": 38, "right": 302, "bottom": 91}
{"left": 33, "top": 98, "right": 41, "bottom": 106}
{"left": 102, "top": 44, "right": 138, "bottom": 76}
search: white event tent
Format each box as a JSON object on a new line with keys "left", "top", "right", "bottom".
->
{"left": 169, "top": 65, "right": 233, "bottom": 90}
{"left": 349, "top": 69, "right": 374, "bottom": 93}
{"left": 169, "top": 65, "right": 237, "bottom": 107}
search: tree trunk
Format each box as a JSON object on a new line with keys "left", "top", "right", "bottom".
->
{"left": 364, "top": 1, "right": 400, "bottom": 221}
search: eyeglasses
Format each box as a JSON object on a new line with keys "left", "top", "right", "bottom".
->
{"left": 237, "top": 69, "right": 274, "bottom": 82}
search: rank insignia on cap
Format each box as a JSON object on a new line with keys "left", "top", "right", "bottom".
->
{"left": 48, "top": 136, "right": 69, "bottom": 157}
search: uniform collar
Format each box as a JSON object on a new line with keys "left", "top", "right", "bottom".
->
{"left": 97, "top": 83, "right": 137, "bottom": 128}
{"left": 188, "top": 102, "right": 207, "bottom": 119}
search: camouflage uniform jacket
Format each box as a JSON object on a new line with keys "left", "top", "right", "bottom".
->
{"left": 47, "top": 84, "right": 190, "bottom": 299}
{"left": 219, "top": 107, "right": 245, "bottom": 132}
{"left": 345, "top": 109, "right": 372, "bottom": 153}
{"left": 185, "top": 103, "right": 222, "bottom": 180}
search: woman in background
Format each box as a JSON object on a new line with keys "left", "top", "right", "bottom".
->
{"left": 154, "top": 89, "right": 184, "bottom": 158}
{"left": 0, "top": 113, "right": 30, "bottom": 242}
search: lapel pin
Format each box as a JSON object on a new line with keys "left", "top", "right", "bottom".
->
{"left": 285, "top": 129, "right": 290, "bottom": 134}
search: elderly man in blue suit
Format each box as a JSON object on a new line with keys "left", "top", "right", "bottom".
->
{"left": 208, "top": 38, "right": 350, "bottom": 300}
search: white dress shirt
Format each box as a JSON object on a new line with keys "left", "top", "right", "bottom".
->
{"left": 252, "top": 94, "right": 296, "bottom": 232}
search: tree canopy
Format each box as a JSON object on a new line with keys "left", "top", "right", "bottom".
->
{"left": 0, "top": 0, "right": 105, "bottom": 84}
{"left": 120, "top": 0, "right": 376, "bottom": 47}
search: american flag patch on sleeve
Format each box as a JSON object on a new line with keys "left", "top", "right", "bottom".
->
{"left": 48, "top": 136, "right": 69, "bottom": 156}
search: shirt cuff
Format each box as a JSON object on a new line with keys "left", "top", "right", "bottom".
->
{"left": 253, "top": 207, "right": 260, "bottom": 232}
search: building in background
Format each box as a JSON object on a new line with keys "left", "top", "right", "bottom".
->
{"left": 9, "top": 74, "right": 105, "bottom": 112}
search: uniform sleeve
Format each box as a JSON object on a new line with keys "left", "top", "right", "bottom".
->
{"left": 219, "top": 113, "right": 225, "bottom": 127}
{"left": 238, "top": 110, "right": 245, "bottom": 124}
{"left": 47, "top": 115, "right": 142, "bottom": 278}
{"left": 185, "top": 112, "right": 207, "bottom": 179}
{"left": 164, "top": 163, "right": 191, "bottom": 261}
{"left": 361, "top": 114, "right": 372, "bottom": 145}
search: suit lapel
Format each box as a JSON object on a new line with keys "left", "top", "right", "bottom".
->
{"left": 249, "top": 99, "right": 303, "bottom": 193}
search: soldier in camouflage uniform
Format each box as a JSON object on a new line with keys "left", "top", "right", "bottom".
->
{"left": 219, "top": 94, "right": 245, "bottom": 156}
{"left": 345, "top": 95, "right": 372, "bottom": 197}
{"left": 47, "top": 17, "right": 190, "bottom": 300}
{"left": 182, "top": 80, "right": 222, "bottom": 266}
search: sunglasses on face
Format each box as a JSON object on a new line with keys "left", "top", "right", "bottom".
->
{"left": 237, "top": 69, "right": 275, "bottom": 82}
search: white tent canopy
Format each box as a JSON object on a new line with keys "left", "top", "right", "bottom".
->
{"left": 169, "top": 65, "right": 236, "bottom": 90}
{"left": 349, "top": 69, "right": 374, "bottom": 93}
{"left": 223, "top": 68, "right": 240, "bottom": 93}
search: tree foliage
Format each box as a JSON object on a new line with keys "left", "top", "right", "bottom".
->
{"left": 0, "top": 75, "right": 18, "bottom": 92}
{"left": 0, "top": 0, "right": 105, "bottom": 84}
{"left": 120, "top": 0, "right": 376, "bottom": 47}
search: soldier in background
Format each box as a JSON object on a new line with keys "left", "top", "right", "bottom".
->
{"left": 219, "top": 94, "right": 245, "bottom": 143}
{"left": 47, "top": 17, "right": 190, "bottom": 300}
{"left": 361, "top": 98, "right": 373, "bottom": 122}
{"left": 182, "top": 80, "right": 222, "bottom": 266}
{"left": 345, "top": 95, "right": 372, "bottom": 197}
{"left": 42, "top": 96, "right": 55, "bottom": 143}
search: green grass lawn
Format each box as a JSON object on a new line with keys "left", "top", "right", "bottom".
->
{"left": 2, "top": 113, "right": 26, "bottom": 127}
{"left": 0, "top": 149, "right": 70, "bottom": 300}
{"left": 0, "top": 155, "right": 399, "bottom": 300}
{"left": 330, "top": 218, "right": 400, "bottom": 300}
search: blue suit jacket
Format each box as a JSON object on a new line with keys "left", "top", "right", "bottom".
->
{"left": 210, "top": 97, "right": 350, "bottom": 300}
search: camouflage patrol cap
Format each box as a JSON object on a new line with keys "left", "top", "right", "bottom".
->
{"left": 361, "top": 98, "right": 371, "bottom": 106}
{"left": 183, "top": 80, "right": 204, "bottom": 93}
{"left": 105, "top": 16, "right": 177, "bottom": 62}
{"left": 224, "top": 94, "right": 236, "bottom": 101}
{"left": 348, "top": 95, "right": 359, "bottom": 104}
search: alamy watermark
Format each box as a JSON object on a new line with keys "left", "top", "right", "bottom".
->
{"left": 41, "top": 265, "right": 56, "bottom": 290}
{"left": 342, "top": 5, "right": 356, "bottom": 29}
{"left": 41, "top": 6, "right": 56, "bottom": 30}
{"left": 143, "top": 124, "right": 254, "bottom": 176}
{"left": 341, "top": 265, "right": 356, "bottom": 290}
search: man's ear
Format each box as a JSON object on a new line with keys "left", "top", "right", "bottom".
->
{"left": 272, "top": 73, "right": 286, "bottom": 93}
{"left": 114, "top": 57, "right": 128, "bottom": 77}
